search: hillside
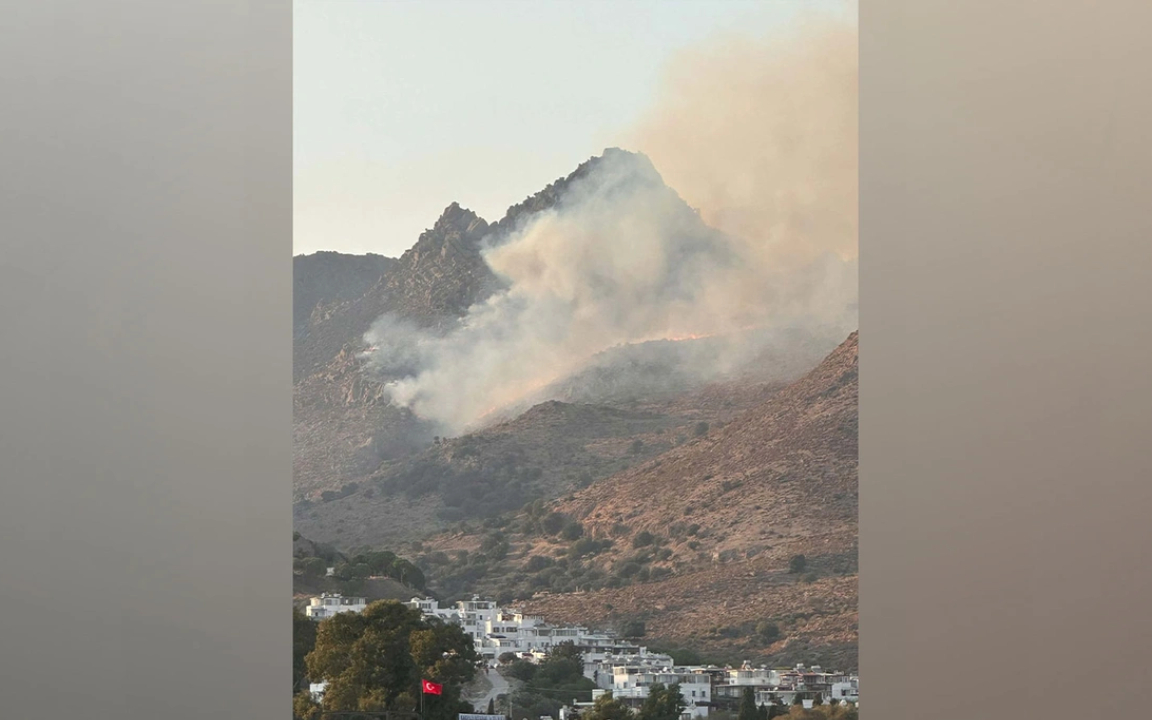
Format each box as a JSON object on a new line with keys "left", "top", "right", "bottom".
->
{"left": 294, "top": 251, "right": 394, "bottom": 339}
{"left": 414, "top": 333, "right": 859, "bottom": 669}
{"left": 291, "top": 532, "right": 425, "bottom": 606}
{"left": 292, "top": 376, "right": 787, "bottom": 549}
{"left": 292, "top": 150, "right": 693, "bottom": 500}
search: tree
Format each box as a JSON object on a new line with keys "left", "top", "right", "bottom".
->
{"left": 619, "top": 620, "right": 646, "bottom": 638}
{"left": 755, "top": 621, "right": 781, "bottom": 644}
{"left": 665, "top": 648, "right": 702, "bottom": 665}
{"left": 300, "top": 557, "right": 327, "bottom": 579}
{"left": 304, "top": 600, "right": 476, "bottom": 720}
{"left": 294, "top": 689, "right": 321, "bottom": 720}
{"left": 359, "top": 550, "right": 398, "bottom": 575}
{"left": 756, "top": 705, "right": 769, "bottom": 720}
{"left": 632, "top": 531, "right": 656, "bottom": 549}
{"left": 507, "top": 650, "right": 596, "bottom": 720}
{"left": 391, "top": 558, "right": 426, "bottom": 590}
{"left": 487, "top": 698, "right": 496, "bottom": 715}
{"left": 498, "top": 652, "right": 517, "bottom": 665}
{"left": 293, "top": 607, "right": 318, "bottom": 693}
{"left": 550, "top": 640, "right": 582, "bottom": 661}
{"left": 788, "top": 555, "right": 807, "bottom": 574}
{"left": 583, "top": 692, "right": 634, "bottom": 720}
{"left": 541, "top": 512, "right": 567, "bottom": 536}
{"left": 638, "top": 683, "right": 684, "bottom": 720}
{"left": 737, "top": 687, "right": 758, "bottom": 720}
{"left": 505, "top": 659, "right": 537, "bottom": 682}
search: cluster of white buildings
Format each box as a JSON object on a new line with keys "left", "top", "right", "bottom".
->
{"left": 596, "top": 664, "right": 713, "bottom": 718}
{"left": 711, "top": 662, "right": 859, "bottom": 708}
{"left": 304, "top": 594, "right": 859, "bottom": 714}
{"left": 585, "top": 661, "right": 857, "bottom": 716}
{"left": 405, "top": 597, "right": 646, "bottom": 665}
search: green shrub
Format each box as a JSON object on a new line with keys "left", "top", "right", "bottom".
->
{"left": 756, "top": 621, "right": 781, "bottom": 643}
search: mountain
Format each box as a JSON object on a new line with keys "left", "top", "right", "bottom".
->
{"left": 291, "top": 148, "right": 858, "bottom": 667}
{"left": 292, "top": 148, "right": 755, "bottom": 503}
{"left": 294, "top": 251, "right": 394, "bottom": 338}
{"left": 293, "top": 204, "right": 496, "bottom": 382}
{"left": 414, "top": 332, "right": 859, "bottom": 669}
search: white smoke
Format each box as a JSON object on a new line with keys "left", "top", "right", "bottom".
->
{"left": 363, "top": 14, "right": 858, "bottom": 434}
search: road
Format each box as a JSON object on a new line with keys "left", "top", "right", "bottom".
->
{"left": 470, "top": 667, "right": 515, "bottom": 714}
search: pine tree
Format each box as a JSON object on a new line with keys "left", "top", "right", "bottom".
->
{"left": 737, "top": 688, "right": 758, "bottom": 720}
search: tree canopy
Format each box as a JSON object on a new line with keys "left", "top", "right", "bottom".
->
{"left": 638, "top": 683, "right": 684, "bottom": 720}
{"left": 506, "top": 643, "right": 596, "bottom": 720}
{"left": 582, "top": 692, "right": 634, "bottom": 720}
{"left": 303, "top": 600, "right": 476, "bottom": 720}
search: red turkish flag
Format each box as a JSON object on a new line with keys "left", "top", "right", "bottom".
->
{"left": 422, "top": 680, "right": 443, "bottom": 695}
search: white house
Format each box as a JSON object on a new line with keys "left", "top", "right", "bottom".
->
{"left": 610, "top": 669, "right": 712, "bottom": 718}
{"left": 830, "top": 678, "right": 859, "bottom": 703}
{"left": 306, "top": 593, "right": 368, "bottom": 620}
{"left": 309, "top": 681, "right": 329, "bottom": 702}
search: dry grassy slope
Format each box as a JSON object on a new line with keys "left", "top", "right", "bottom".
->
{"left": 292, "top": 388, "right": 780, "bottom": 549}
{"left": 559, "top": 331, "right": 857, "bottom": 548}
{"left": 514, "top": 332, "right": 859, "bottom": 668}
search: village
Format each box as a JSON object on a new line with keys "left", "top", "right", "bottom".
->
{"left": 303, "top": 593, "right": 860, "bottom": 717}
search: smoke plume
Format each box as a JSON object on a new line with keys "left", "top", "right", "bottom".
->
{"left": 364, "top": 13, "right": 858, "bottom": 434}
{"left": 631, "top": 14, "right": 858, "bottom": 271}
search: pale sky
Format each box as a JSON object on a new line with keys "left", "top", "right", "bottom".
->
{"left": 294, "top": 0, "right": 851, "bottom": 258}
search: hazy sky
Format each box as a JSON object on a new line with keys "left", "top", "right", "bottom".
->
{"left": 294, "top": 0, "right": 851, "bottom": 258}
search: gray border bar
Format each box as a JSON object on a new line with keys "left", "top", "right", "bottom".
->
{"left": 1, "top": 1, "right": 292, "bottom": 718}
{"left": 861, "top": 1, "right": 1152, "bottom": 718}
{"left": 3, "top": 1, "right": 1151, "bottom": 719}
